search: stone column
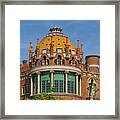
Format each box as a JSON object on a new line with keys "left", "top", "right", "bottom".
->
{"left": 50, "top": 70, "right": 54, "bottom": 88}
{"left": 61, "top": 60, "right": 62, "bottom": 65}
{"left": 76, "top": 75, "right": 78, "bottom": 95}
{"left": 30, "top": 75, "right": 33, "bottom": 96}
{"left": 33, "top": 76, "right": 36, "bottom": 94}
{"left": 41, "top": 74, "right": 42, "bottom": 93}
{"left": 80, "top": 77, "right": 81, "bottom": 96}
{"left": 37, "top": 72, "right": 40, "bottom": 94}
{"left": 65, "top": 71, "right": 68, "bottom": 94}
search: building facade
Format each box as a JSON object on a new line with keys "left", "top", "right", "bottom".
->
{"left": 20, "top": 27, "right": 100, "bottom": 100}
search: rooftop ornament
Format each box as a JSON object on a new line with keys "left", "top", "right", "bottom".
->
{"left": 49, "top": 27, "right": 62, "bottom": 33}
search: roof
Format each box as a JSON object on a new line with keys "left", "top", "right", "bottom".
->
{"left": 36, "top": 27, "right": 76, "bottom": 53}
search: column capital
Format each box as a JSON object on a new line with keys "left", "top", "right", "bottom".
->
{"left": 50, "top": 70, "right": 54, "bottom": 73}
{"left": 65, "top": 72, "right": 68, "bottom": 94}
{"left": 76, "top": 74, "right": 78, "bottom": 95}
{"left": 75, "top": 72, "right": 81, "bottom": 76}
{"left": 29, "top": 74, "right": 32, "bottom": 77}
{"left": 65, "top": 70, "right": 69, "bottom": 73}
{"left": 30, "top": 76, "right": 33, "bottom": 96}
{"left": 51, "top": 71, "right": 54, "bottom": 88}
{"left": 31, "top": 71, "right": 41, "bottom": 75}
{"left": 31, "top": 71, "right": 36, "bottom": 74}
{"left": 35, "top": 71, "right": 41, "bottom": 74}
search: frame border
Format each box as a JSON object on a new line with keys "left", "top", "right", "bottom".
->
{"left": 0, "top": 0, "right": 119, "bottom": 119}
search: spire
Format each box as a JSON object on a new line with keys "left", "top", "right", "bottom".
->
{"left": 29, "top": 41, "right": 32, "bottom": 53}
{"left": 29, "top": 41, "right": 33, "bottom": 62}
{"left": 76, "top": 40, "right": 80, "bottom": 54}
{"left": 77, "top": 40, "right": 80, "bottom": 48}
{"left": 76, "top": 40, "right": 83, "bottom": 62}
{"left": 35, "top": 37, "right": 40, "bottom": 57}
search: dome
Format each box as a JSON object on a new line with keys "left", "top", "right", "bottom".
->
{"left": 37, "top": 27, "right": 76, "bottom": 54}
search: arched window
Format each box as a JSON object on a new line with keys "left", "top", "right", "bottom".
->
{"left": 57, "top": 55, "right": 61, "bottom": 64}
{"left": 54, "top": 55, "right": 65, "bottom": 65}
{"left": 72, "top": 57, "right": 74, "bottom": 60}
{"left": 54, "top": 59, "right": 57, "bottom": 65}
{"left": 69, "top": 60, "right": 72, "bottom": 65}
{"left": 43, "top": 56, "right": 46, "bottom": 64}
{"left": 62, "top": 59, "right": 65, "bottom": 65}
{"left": 40, "top": 60, "right": 42, "bottom": 66}
{"left": 42, "top": 56, "right": 49, "bottom": 65}
{"left": 57, "top": 48, "right": 62, "bottom": 53}
{"left": 47, "top": 59, "right": 49, "bottom": 65}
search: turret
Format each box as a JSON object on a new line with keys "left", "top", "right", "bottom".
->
{"left": 29, "top": 41, "right": 33, "bottom": 63}
{"left": 76, "top": 40, "right": 83, "bottom": 61}
{"left": 35, "top": 37, "right": 40, "bottom": 58}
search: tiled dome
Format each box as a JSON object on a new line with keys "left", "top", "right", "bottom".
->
{"left": 37, "top": 27, "right": 76, "bottom": 54}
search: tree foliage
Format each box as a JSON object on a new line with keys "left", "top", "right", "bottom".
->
{"left": 27, "top": 87, "right": 64, "bottom": 100}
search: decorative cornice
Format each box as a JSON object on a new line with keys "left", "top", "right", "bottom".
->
{"left": 31, "top": 65, "right": 82, "bottom": 73}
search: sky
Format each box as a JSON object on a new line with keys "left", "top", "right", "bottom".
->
{"left": 20, "top": 20, "right": 100, "bottom": 64}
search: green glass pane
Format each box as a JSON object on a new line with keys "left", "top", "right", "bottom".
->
{"left": 41, "top": 74, "right": 50, "bottom": 80}
{"left": 68, "top": 74, "right": 75, "bottom": 81}
{"left": 32, "top": 74, "right": 37, "bottom": 79}
{"left": 54, "top": 73, "right": 64, "bottom": 80}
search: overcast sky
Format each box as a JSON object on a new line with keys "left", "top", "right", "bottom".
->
{"left": 20, "top": 20, "right": 100, "bottom": 64}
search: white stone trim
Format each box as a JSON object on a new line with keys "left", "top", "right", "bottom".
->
{"left": 88, "top": 64, "right": 99, "bottom": 68}
{"left": 65, "top": 73, "right": 68, "bottom": 94}
{"left": 31, "top": 65, "right": 81, "bottom": 73}
{"left": 76, "top": 75, "right": 78, "bottom": 95}
{"left": 80, "top": 78, "right": 81, "bottom": 96}
{"left": 51, "top": 72, "right": 54, "bottom": 88}
{"left": 37, "top": 74, "right": 40, "bottom": 94}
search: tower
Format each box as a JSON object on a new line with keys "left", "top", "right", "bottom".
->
{"left": 85, "top": 55, "right": 100, "bottom": 73}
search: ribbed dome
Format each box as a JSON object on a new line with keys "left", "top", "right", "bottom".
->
{"left": 37, "top": 27, "right": 76, "bottom": 54}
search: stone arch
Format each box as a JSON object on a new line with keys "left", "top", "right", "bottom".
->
{"left": 54, "top": 54, "right": 66, "bottom": 65}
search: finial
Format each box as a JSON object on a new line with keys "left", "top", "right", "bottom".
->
{"left": 81, "top": 43, "right": 83, "bottom": 49}
{"left": 77, "top": 40, "right": 80, "bottom": 48}
{"left": 29, "top": 41, "right": 33, "bottom": 52}
{"left": 30, "top": 41, "right": 32, "bottom": 44}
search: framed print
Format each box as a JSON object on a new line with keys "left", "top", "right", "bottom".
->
{"left": 0, "top": 0, "right": 119, "bottom": 119}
